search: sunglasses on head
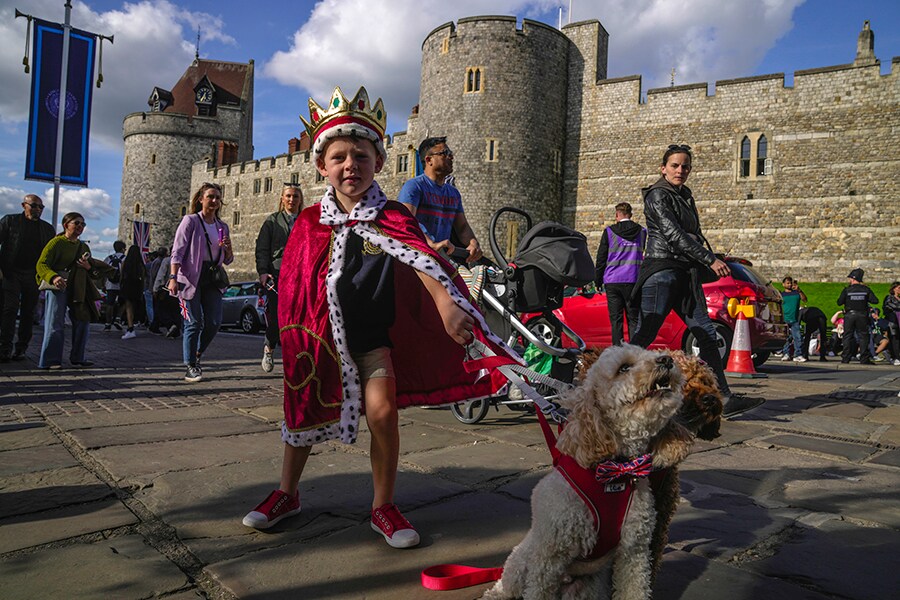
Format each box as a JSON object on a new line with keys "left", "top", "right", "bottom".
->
{"left": 667, "top": 144, "right": 692, "bottom": 152}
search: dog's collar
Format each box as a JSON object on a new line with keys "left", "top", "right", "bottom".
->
{"left": 594, "top": 453, "right": 653, "bottom": 483}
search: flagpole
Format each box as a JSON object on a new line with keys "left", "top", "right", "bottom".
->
{"left": 50, "top": 0, "right": 73, "bottom": 232}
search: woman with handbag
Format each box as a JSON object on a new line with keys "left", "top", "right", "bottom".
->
{"left": 35, "top": 212, "right": 110, "bottom": 369}
{"left": 167, "top": 183, "right": 233, "bottom": 382}
{"left": 119, "top": 245, "right": 146, "bottom": 340}
{"left": 629, "top": 145, "right": 762, "bottom": 417}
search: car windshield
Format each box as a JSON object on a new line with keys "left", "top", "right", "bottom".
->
{"left": 728, "top": 262, "right": 769, "bottom": 287}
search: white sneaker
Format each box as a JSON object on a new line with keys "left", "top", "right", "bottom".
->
{"left": 793, "top": 356, "right": 807, "bottom": 362}
{"left": 780, "top": 354, "right": 791, "bottom": 361}
{"left": 261, "top": 348, "right": 274, "bottom": 373}
{"left": 121, "top": 330, "right": 136, "bottom": 340}
{"left": 893, "top": 359, "right": 900, "bottom": 366}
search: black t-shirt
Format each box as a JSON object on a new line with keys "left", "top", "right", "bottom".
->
{"left": 838, "top": 284, "right": 877, "bottom": 313}
{"left": 337, "top": 232, "right": 395, "bottom": 353}
{"left": 15, "top": 218, "right": 45, "bottom": 272}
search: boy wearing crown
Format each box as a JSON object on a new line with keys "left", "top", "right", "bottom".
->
{"left": 242, "top": 87, "right": 518, "bottom": 548}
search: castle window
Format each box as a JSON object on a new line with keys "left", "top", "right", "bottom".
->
{"left": 485, "top": 139, "right": 499, "bottom": 162}
{"left": 220, "top": 185, "right": 225, "bottom": 200}
{"left": 133, "top": 203, "right": 141, "bottom": 216}
{"left": 465, "top": 67, "right": 483, "bottom": 94}
{"left": 152, "top": 100, "right": 161, "bottom": 112}
{"left": 180, "top": 206, "right": 187, "bottom": 217}
{"left": 757, "top": 135, "right": 769, "bottom": 176}
{"left": 738, "top": 133, "right": 772, "bottom": 180}
{"left": 304, "top": 152, "right": 310, "bottom": 163}
{"left": 316, "top": 171, "right": 325, "bottom": 183}
{"left": 397, "top": 153, "right": 409, "bottom": 174}
{"left": 552, "top": 149, "right": 562, "bottom": 174}
{"left": 151, "top": 154, "right": 156, "bottom": 165}
{"left": 232, "top": 211, "right": 241, "bottom": 227}
{"left": 291, "top": 172, "right": 299, "bottom": 184}
{"left": 441, "top": 37, "right": 450, "bottom": 54}
{"left": 264, "top": 177, "right": 273, "bottom": 193}
{"left": 235, "top": 182, "right": 240, "bottom": 197}
{"left": 740, "top": 137, "right": 751, "bottom": 177}
{"left": 253, "top": 179, "right": 261, "bottom": 194}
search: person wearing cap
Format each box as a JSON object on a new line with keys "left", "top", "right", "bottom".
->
{"left": 837, "top": 268, "right": 878, "bottom": 364}
{"left": 241, "top": 86, "right": 518, "bottom": 548}
{"left": 398, "top": 136, "right": 483, "bottom": 265}
{"left": 0, "top": 194, "right": 55, "bottom": 362}
{"left": 255, "top": 183, "right": 303, "bottom": 373}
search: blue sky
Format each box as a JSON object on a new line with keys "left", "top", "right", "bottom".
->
{"left": 1, "top": 0, "right": 897, "bottom": 255}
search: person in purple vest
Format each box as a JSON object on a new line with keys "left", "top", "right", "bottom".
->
{"left": 594, "top": 202, "right": 645, "bottom": 345}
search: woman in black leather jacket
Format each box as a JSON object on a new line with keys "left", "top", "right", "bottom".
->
{"left": 630, "top": 145, "right": 761, "bottom": 416}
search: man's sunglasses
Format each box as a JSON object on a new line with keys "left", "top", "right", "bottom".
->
{"left": 428, "top": 148, "right": 453, "bottom": 158}
{"left": 25, "top": 202, "right": 44, "bottom": 209}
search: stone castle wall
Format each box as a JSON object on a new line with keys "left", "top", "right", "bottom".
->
{"left": 564, "top": 21, "right": 900, "bottom": 283}
{"left": 133, "top": 16, "right": 899, "bottom": 284}
{"left": 119, "top": 107, "right": 246, "bottom": 248}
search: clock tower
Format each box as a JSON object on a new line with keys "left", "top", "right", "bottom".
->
{"left": 119, "top": 59, "right": 254, "bottom": 248}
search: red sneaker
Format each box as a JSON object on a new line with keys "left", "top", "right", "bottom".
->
{"left": 371, "top": 503, "right": 420, "bottom": 548}
{"left": 242, "top": 489, "right": 301, "bottom": 529}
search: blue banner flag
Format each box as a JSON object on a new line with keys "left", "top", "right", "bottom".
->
{"left": 25, "top": 19, "right": 96, "bottom": 186}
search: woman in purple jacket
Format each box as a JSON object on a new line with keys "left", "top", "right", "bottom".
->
{"left": 166, "top": 183, "right": 234, "bottom": 382}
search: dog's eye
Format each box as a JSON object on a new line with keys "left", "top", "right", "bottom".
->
{"left": 618, "top": 364, "right": 631, "bottom": 374}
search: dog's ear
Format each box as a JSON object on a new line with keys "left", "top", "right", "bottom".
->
{"left": 649, "top": 421, "right": 693, "bottom": 468}
{"left": 556, "top": 387, "right": 618, "bottom": 468}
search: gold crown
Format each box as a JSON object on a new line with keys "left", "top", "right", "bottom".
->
{"left": 300, "top": 86, "right": 386, "bottom": 145}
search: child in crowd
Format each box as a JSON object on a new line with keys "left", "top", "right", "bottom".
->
{"left": 242, "top": 87, "right": 518, "bottom": 548}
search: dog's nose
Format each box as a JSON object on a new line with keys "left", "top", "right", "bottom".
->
{"left": 656, "top": 355, "right": 674, "bottom": 369}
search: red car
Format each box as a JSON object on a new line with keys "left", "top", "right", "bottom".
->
{"left": 523, "top": 257, "right": 786, "bottom": 367}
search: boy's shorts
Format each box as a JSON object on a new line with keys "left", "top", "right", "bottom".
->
{"left": 351, "top": 346, "right": 395, "bottom": 381}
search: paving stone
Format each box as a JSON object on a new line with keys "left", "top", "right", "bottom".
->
{"left": 770, "top": 464, "right": 900, "bottom": 528}
{"left": 869, "top": 449, "right": 900, "bottom": 467}
{"left": 0, "top": 423, "right": 58, "bottom": 451}
{"left": 403, "top": 441, "right": 551, "bottom": 486}
{"left": 238, "top": 404, "right": 283, "bottom": 422}
{"left": 762, "top": 434, "right": 877, "bottom": 462}
{"left": 0, "top": 498, "right": 137, "bottom": 553}
{"left": 749, "top": 413, "right": 881, "bottom": 442}
{"left": 0, "top": 534, "right": 188, "bottom": 600}
{"left": 0, "top": 466, "right": 112, "bottom": 518}
{"left": 744, "top": 519, "right": 900, "bottom": 600}
{"left": 0, "top": 444, "right": 78, "bottom": 477}
{"left": 89, "top": 431, "right": 279, "bottom": 483}
{"left": 136, "top": 448, "right": 469, "bottom": 564}
{"left": 205, "top": 492, "right": 530, "bottom": 600}
{"left": 666, "top": 483, "right": 804, "bottom": 561}
{"left": 494, "top": 469, "right": 546, "bottom": 501}
{"left": 806, "top": 401, "right": 874, "bottom": 419}
{"left": 655, "top": 550, "right": 833, "bottom": 600}
{"left": 397, "top": 422, "right": 490, "bottom": 454}
{"left": 49, "top": 405, "right": 231, "bottom": 430}
{"left": 865, "top": 405, "right": 900, "bottom": 425}
{"left": 875, "top": 426, "right": 900, "bottom": 446}
{"left": 68, "top": 415, "right": 274, "bottom": 448}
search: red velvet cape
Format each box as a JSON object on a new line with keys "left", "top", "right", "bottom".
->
{"left": 277, "top": 183, "right": 519, "bottom": 446}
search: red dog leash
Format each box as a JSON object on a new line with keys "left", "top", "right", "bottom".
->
{"left": 421, "top": 564, "right": 504, "bottom": 590}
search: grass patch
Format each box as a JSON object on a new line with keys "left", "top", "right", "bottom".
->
{"left": 777, "top": 282, "right": 891, "bottom": 316}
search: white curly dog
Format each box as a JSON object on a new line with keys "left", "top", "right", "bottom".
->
{"left": 482, "top": 344, "right": 691, "bottom": 600}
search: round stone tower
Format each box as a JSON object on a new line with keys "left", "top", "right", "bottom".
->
{"left": 417, "top": 17, "right": 571, "bottom": 249}
{"left": 118, "top": 59, "right": 253, "bottom": 249}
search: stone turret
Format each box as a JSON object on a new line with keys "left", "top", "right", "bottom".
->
{"left": 855, "top": 20, "right": 877, "bottom": 66}
{"left": 119, "top": 59, "right": 254, "bottom": 248}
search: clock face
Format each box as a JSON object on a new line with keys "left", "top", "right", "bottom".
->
{"left": 196, "top": 87, "right": 213, "bottom": 104}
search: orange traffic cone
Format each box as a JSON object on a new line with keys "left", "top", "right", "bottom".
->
{"left": 725, "top": 311, "right": 767, "bottom": 378}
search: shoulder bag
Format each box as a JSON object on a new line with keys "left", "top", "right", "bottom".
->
{"left": 197, "top": 216, "right": 230, "bottom": 289}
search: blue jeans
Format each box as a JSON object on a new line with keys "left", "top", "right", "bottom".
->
{"left": 181, "top": 286, "right": 223, "bottom": 365}
{"left": 143, "top": 289, "right": 155, "bottom": 324}
{"left": 630, "top": 269, "right": 731, "bottom": 395}
{"left": 782, "top": 321, "right": 801, "bottom": 355}
{"left": 39, "top": 288, "right": 90, "bottom": 367}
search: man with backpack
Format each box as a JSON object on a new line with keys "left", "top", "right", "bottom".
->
{"left": 103, "top": 241, "right": 126, "bottom": 331}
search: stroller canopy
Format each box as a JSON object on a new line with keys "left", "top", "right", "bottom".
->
{"left": 513, "top": 221, "right": 594, "bottom": 287}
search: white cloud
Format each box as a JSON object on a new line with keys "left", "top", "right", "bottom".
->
{"left": 264, "top": 0, "right": 803, "bottom": 127}
{"left": 43, "top": 185, "right": 113, "bottom": 220}
{"left": 264, "top": 0, "right": 559, "bottom": 131}
{"left": 0, "top": 185, "right": 29, "bottom": 214}
{"left": 0, "top": 0, "right": 235, "bottom": 149}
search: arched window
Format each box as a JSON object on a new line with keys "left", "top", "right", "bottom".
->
{"left": 465, "top": 67, "right": 483, "bottom": 93}
{"left": 740, "top": 137, "right": 751, "bottom": 177}
{"left": 756, "top": 135, "right": 768, "bottom": 176}
{"left": 133, "top": 202, "right": 141, "bottom": 216}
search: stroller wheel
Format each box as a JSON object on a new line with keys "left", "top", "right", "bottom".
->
{"left": 451, "top": 399, "right": 490, "bottom": 424}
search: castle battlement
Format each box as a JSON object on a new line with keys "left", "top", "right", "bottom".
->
{"left": 123, "top": 107, "right": 243, "bottom": 141}
{"left": 423, "top": 15, "right": 569, "bottom": 50}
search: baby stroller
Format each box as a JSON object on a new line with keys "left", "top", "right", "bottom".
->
{"left": 450, "top": 207, "right": 595, "bottom": 424}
